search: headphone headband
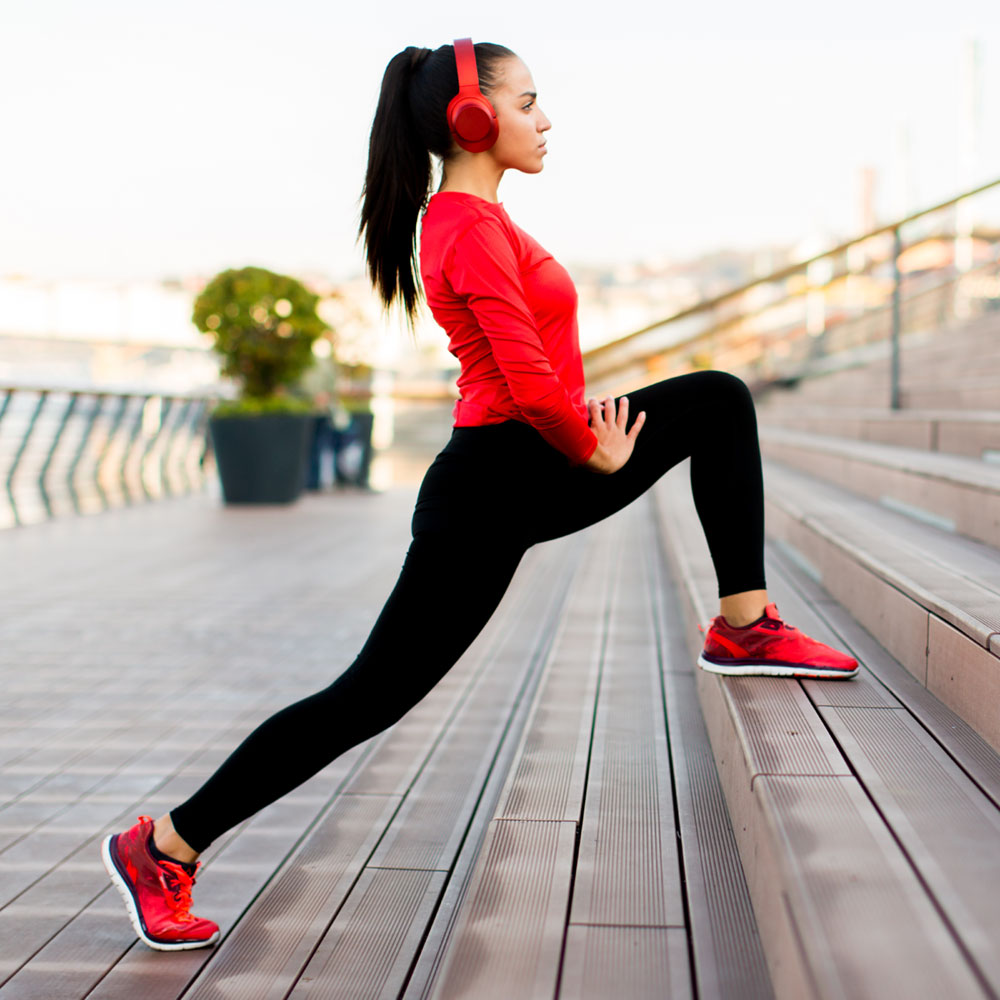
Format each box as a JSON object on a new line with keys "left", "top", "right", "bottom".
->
{"left": 447, "top": 37, "right": 499, "bottom": 153}
{"left": 453, "top": 37, "right": 480, "bottom": 94}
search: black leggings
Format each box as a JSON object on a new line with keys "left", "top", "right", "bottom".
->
{"left": 170, "top": 370, "right": 765, "bottom": 851}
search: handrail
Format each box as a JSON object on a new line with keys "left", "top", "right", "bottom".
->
{"left": 583, "top": 175, "right": 1000, "bottom": 362}
{"left": 583, "top": 178, "right": 1000, "bottom": 409}
{"left": 0, "top": 385, "right": 214, "bottom": 528}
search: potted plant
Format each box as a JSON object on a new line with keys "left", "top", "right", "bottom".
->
{"left": 192, "top": 266, "right": 331, "bottom": 503}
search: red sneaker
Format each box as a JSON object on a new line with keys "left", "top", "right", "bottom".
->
{"left": 101, "top": 815, "right": 219, "bottom": 950}
{"left": 698, "top": 602, "right": 858, "bottom": 679}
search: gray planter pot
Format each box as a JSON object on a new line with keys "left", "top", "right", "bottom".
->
{"left": 209, "top": 413, "right": 311, "bottom": 504}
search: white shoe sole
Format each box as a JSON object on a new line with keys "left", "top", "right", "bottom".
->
{"left": 697, "top": 652, "right": 859, "bottom": 680}
{"left": 100, "top": 834, "right": 219, "bottom": 951}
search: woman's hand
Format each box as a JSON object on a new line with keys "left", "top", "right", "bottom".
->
{"left": 583, "top": 395, "right": 646, "bottom": 474}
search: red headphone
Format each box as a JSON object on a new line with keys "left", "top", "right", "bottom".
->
{"left": 446, "top": 38, "right": 499, "bottom": 152}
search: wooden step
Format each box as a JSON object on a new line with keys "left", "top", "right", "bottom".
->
{"left": 652, "top": 462, "right": 1000, "bottom": 1000}
{"left": 760, "top": 457, "right": 1000, "bottom": 751}
{"left": 755, "top": 311, "right": 1000, "bottom": 412}
{"left": 756, "top": 406, "right": 1000, "bottom": 460}
{"left": 758, "top": 425, "right": 1000, "bottom": 547}
{"left": 901, "top": 379, "right": 1000, "bottom": 410}
{"left": 762, "top": 373, "right": 1000, "bottom": 411}
{"left": 425, "top": 504, "right": 772, "bottom": 1000}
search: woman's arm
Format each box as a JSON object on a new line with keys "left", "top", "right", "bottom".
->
{"left": 448, "top": 218, "right": 600, "bottom": 464}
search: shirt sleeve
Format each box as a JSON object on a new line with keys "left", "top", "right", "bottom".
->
{"left": 447, "top": 218, "right": 598, "bottom": 465}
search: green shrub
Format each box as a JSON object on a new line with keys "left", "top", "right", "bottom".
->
{"left": 211, "top": 395, "right": 316, "bottom": 418}
{"left": 193, "top": 266, "right": 331, "bottom": 401}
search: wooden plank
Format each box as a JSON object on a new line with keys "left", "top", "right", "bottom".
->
{"left": 288, "top": 868, "right": 448, "bottom": 1000}
{"left": 490, "top": 523, "right": 615, "bottom": 822}
{"left": 401, "top": 539, "right": 583, "bottom": 1000}
{"left": 818, "top": 704, "right": 1000, "bottom": 992}
{"left": 661, "top": 668, "right": 774, "bottom": 1000}
{"left": 569, "top": 505, "right": 684, "bottom": 928}
{"left": 927, "top": 616, "right": 1000, "bottom": 754}
{"left": 755, "top": 775, "right": 985, "bottom": 1000}
{"left": 424, "top": 523, "right": 616, "bottom": 998}
{"left": 428, "top": 819, "right": 578, "bottom": 1000}
{"left": 760, "top": 428, "right": 1000, "bottom": 548}
{"left": 559, "top": 926, "right": 692, "bottom": 1000}
{"left": 649, "top": 498, "right": 774, "bottom": 1000}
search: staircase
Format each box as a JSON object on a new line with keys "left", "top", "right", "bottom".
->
{"left": 651, "top": 307, "right": 1000, "bottom": 999}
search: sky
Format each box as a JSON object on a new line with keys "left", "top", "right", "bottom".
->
{"left": 3, "top": 0, "right": 1000, "bottom": 284}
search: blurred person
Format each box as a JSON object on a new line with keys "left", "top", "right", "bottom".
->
{"left": 300, "top": 354, "right": 337, "bottom": 491}
{"left": 335, "top": 364, "right": 375, "bottom": 489}
{"left": 101, "top": 38, "right": 858, "bottom": 951}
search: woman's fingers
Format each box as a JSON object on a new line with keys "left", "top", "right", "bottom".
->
{"left": 627, "top": 410, "right": 647, "bottom": 440}
{"left": 617, "top": 396, "right": 629, "bottom": 429}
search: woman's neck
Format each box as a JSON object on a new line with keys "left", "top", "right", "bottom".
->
{"left": 438, "top": 158, "right": 504, "bottom": 203}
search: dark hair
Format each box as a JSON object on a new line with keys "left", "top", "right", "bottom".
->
{"left": 358, "top": 42, "right": 516, "bottom": 324}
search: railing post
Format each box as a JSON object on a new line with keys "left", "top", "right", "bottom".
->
{"left": 67, "top": 393, "right": 106, "bottom": 514}
{"left": 890, "top": 226, "right": 903, "bottom": 410}
{"left": 120, "top": 396, "right": 150, "bottom": 504}
{"left": 38, "top": 392, "right": 79, "bottom": 518}
{"left": 94, "top": 394, "right": 131, "bottom": 510}
{"left": 6, "top": 390, "right": 49, "bottom": 527}
{"left": 162, "top": 397, "right": 194, "bottom": 495}
{"left": 0, "top": 389, "right": 13, "bottom": 430}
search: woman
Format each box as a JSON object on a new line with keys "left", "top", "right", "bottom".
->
{"left": 101, "top": 39, "right": 858, "bottom": 952}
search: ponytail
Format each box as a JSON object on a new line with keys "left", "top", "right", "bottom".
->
{"left": 358, "top": 42, "right": 515, "bottom": 326}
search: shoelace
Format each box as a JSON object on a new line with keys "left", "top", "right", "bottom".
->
{"left": 159, "top": 862, "right": 198, "bottom": 923}
{"left": 698, "top": 616, "right": 798, "bottom": 634}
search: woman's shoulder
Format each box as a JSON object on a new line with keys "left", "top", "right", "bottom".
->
{"left": 423, "top": 192, "right": 513, "bottom": 238}
{"left": 421, "top": 192, "right": 518, "bottom": 267}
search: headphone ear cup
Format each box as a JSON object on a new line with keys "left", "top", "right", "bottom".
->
{"left": 447, "top": 94, "right": 499, "bottom": 152}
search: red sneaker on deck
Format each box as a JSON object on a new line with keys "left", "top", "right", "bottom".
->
{"left": 101, "top": 815, "right": 219, "bottom": 950}
{"left": 698, "top": 602, "right": 858, "bottom": 679}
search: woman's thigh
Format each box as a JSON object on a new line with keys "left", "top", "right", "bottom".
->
{"left": 527, "top": 370, "right": 755, "bottom": 543}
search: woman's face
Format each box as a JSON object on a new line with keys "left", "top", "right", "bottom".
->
{"left": 485, "top": 57, "right": 552, "bottom": 174}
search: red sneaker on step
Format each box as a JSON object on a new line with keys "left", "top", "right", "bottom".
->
{"left": 101, "top": 815, "right": 219, "bottom": 950}
{"left": 698, "top": 602, "right": 858, "bottom": 679}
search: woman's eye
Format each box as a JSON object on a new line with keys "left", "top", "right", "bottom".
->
{"left": 522, "top": 102, "right": 534, "bottom": 111}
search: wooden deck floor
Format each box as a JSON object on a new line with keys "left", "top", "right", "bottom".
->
{"left": 0, "top": 484, "right": 773, "bottom": 999}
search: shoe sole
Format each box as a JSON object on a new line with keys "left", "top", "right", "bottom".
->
{"left": 100, "top": 835, "right": 219, "bottom": 951}
{"left": 697, "top": 652, "right": 859, "bottom": 679}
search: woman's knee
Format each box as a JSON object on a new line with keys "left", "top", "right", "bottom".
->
{"left": 697, "top": 370, "right": 756, "bottom": 416}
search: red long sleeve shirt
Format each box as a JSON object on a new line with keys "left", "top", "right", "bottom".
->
{"left": 419, "top": 191, "right": 598, "bottom": 465}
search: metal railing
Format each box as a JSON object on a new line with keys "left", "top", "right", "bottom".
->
{"left": 0, "top": 386, "right": 213, "bottom": 529}
{"left": 582, "top": 177, "right": 1000, "bottom": 404}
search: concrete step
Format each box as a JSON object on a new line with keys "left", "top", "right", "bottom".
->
{"left": 651, "top": 462, "right": 1000, "bottom": 1000}
{"left": 758, "top": 425, "right": 1000, "bottom": 547}
{"left": 757, "top": 405, "right": 1000, "bottom": 459}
